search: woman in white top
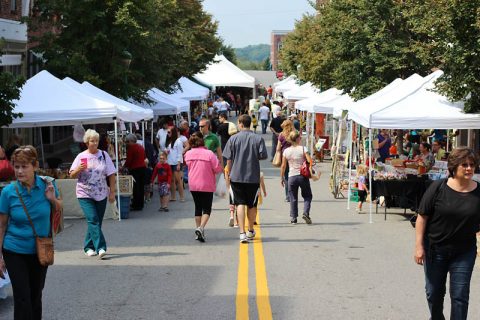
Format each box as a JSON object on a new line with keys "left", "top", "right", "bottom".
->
{"left": 166, "top": 127, "right": 185, "bottom": 201}
{"left": 280, "top": 131, "right": 313, "bottom": 225}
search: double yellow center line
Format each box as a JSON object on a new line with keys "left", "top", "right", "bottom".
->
{"left": 236, "top": 210, "right": 273, "bottom": 320}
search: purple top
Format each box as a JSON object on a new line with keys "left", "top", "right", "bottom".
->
{"left": 70, "top": 150, "right": 117, "bottom": 201}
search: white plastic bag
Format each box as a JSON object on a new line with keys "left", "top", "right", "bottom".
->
{"left": 215, "top": 175, "right": 227, "bottom": 198}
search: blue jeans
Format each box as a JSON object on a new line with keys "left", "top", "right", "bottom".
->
{"left": 261, "top": 119, "right": 268, "bottom": 134}
{"left": 78, "top": 198, "right": 108, "bottom": 253}
{"left": 424, "top": 243, "right": 476, "bottom": 320}
{"left": 287, "top": 175, "right": 312, "bottom": 218}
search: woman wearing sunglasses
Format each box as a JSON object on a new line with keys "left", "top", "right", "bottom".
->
{"left": 415, "top": 147, "right": 480, "bottom": 320}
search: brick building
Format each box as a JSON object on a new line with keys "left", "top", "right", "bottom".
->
{"left": 270, "top": 30, "right": 290, "bottom": 72}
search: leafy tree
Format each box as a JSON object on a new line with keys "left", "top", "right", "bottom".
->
{"left": 31, "top": 0, "right": 221, "bottom": 100}
{"left": 407, "top": 0, "right": 480, "bottom": 112}
{"left": 219, "top": 43, "right": 237, "bottom": 64}
{"left": 0, "top": 72, "right": 24, "bottom": 127}
{"left": 262, "top": 56, "right": 271, "bottom": 71}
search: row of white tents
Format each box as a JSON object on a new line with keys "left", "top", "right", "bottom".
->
{"left": 275, "top": 70, "right": 480, "bottom": 223}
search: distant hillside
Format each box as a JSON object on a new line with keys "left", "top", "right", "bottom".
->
{"left": 235, "top": 44, "right": 270, "bottom": 63}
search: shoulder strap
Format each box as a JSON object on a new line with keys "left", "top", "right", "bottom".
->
{"left": 14, "top": 182, "right": 39, "bottom": 237}
{"left": 102, "top": 150, "right": 107, "bottom": 163}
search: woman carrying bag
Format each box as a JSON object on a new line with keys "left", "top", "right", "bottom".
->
{"left": 415, "top": 147, "right": 480, "bottom": 320}
{"left": 0, "top": 146, "right": 62, "bottom": 320}
{"left": 280, "top": 131, "right": 313, "bottom": 225}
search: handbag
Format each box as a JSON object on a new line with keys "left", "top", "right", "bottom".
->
{"left": 40, "top": 176, "right": 64, "bottom": 235}
{"left": 272, "top": 150, "right": 282, "bottom": 167}
{"left": 14, "top": 183, "right": 54, "bottom": 266}
{"left": 300, "top": 148, "right": 312, "bottom": 179}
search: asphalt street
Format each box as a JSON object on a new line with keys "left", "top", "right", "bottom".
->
{"left": 2, "top": 134, "right": 480, "bottom": 319}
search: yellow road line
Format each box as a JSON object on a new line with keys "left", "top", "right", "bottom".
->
{"left": 254, "top": 210, "right": 273, "bottom": 320}
{"left": 236, "top": 240, "right": 249, "bottom": 320}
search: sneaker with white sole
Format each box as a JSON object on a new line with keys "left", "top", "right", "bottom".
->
{"left": 246, "top": 230, "right": 256, "bottom": 240}
{"left": 290, "top": 218, "right": 297, "bottom": 225}
{"left": 302, "top": 214, "right": 312, "bottom": 224}
{"left": 195, "top": 228, "right": 205, "bottom": 242}
{"left": 239, "top": 233, "right": 248, "bottom": 243}
{"left": 85, "top": 249, "right": 97, "bottom": 257}
{"left": 98, "top": 249, "right": 107, "bottom": 259}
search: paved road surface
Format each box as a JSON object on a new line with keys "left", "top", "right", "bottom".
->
{"left": 2, "top": 133, "right": 480, "bottom": 319}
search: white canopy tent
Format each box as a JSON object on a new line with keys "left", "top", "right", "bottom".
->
{"left": 9, "top": 71, "right": 152, "bottom": 128}
{"left": 274, "top": 76, "right": 300, "bottom": 94}
{"left": 295, "top": 88, "right": 346, "bottom": 114}
{"left": 8, "top": 70, "right": 154, "bottom": 221}
{"left": 149, "top": 88, "right": 190, "bottom": 113}
{"left": 284, "top": 82, "right": 320, "bottom": 100}
{"left": 273, "top": 75, "right": 295, "bottom": 88}
{"left": 170, "top": 77, "right": 209, "bottom": 101}
{"left": 62, "top": 77, "right": 153, "bottom": 122}
{"left": 194, "top": 55, "right": 255, "bottom": 96}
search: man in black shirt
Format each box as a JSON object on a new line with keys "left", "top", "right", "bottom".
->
{"left": 269, "top": 110, "right": 285, "bottom": 160}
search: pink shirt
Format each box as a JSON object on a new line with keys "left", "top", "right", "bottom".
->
{"left": 70, "top": 150, "right": 117, "bottom": 201}
{"left": 185, "top": 147, "right": 222, "bottom": 192}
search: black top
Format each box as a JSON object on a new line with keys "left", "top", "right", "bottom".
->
{"left": 418, "top": 179, "right": 480, "bottom": 249}
{"left": 269, "top": 116, "right": 285, "bottom": 134}
{"left": 217, "top": 123, "right": 230, "bottom": 151}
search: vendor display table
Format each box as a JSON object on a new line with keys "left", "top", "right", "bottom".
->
{"left": 371, "top": 177, "right": 430, "bottom": 220}
{"left": 56, "top": 179, "right": 119, "bottom": 219}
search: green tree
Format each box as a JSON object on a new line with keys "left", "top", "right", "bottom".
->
{"left": 262, "top": 56, "right": 271, "bottom": 71}
{"left": 0, "top": 72, "right": 24, "bottom": 127}
{"left": 219, "top": 43, "right": 237, "bottom": 64}
{"left": 31, "top": 0, "right": 221, "bottom": 100}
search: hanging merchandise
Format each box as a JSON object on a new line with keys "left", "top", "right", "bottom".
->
{"left": 73, "top": 124, "right": 85, "bottom": 142}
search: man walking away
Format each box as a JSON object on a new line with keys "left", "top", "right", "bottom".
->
{"left": 223, "top": 115, "right": 268, "bottom": 243}
{"left": 258, "top": 103, "right": 270, "bottom": 134}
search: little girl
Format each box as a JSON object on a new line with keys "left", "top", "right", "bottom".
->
{"left": 151, "top": 152, "right": 172, "bottom": 212}
{"left": 251, "top": 114, "right": 258, "bottom": 133}
{"left": 356, "top": 165, "right": 368, "bottom": 213}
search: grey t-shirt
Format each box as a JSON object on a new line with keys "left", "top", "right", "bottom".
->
{"left": 223, "top": 130, "right": 268, "bottom": 183}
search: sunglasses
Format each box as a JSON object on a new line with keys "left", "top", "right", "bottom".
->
{"left": 460, "top": 163, "right": 475, "bottom": 169}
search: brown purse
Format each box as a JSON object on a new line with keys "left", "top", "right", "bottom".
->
{"left": 14, "top": 183, "right": 54, "bottom": 266}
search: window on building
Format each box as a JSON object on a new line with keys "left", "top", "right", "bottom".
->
{"left": 11, "top": 0, "right": 17, "bottom": 12}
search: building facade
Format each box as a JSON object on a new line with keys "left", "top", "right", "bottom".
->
{"left": 270, "top": 30, "right": 290, "bottom": 72}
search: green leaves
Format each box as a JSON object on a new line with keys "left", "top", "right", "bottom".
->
{"left": 0, "top": 72, "right": 25, "bottom": 128}
{"left": 31, "top": 0, "right": 221, "bottom": 101}
{"left": 279, "top": 0, "right": 480, "bottom": 110}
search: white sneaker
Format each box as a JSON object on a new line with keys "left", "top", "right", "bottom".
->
{"left": 195, "top": 228, "right": 205, "bottom": 243}
{"left": 98, "top": 249, "right": 107, "bottom": 259}
{"left": 85, "top": 249, "right": 97, "bottom": 257}
{"left": 239, "top": 233, "right": 248, "bottom": 243}
{"left": 246, "top": 230, "right": 256, "bottom": 240}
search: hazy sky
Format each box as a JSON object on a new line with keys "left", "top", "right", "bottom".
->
{"left": 202, "top": 0, "right": 316, "bottom": 48}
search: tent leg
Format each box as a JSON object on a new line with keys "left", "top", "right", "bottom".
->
{"left": 142, "top": 121, "right": 145, "bottom": 146}
{"left": 347, "top": 121, "right": 353, "bottom": 211}
{"left": 368, "top": 129, "right": 373, "bottom": 224}
{"left": 151, "top": 120, "right": 154, "bottom": 144}
{"left": 39, "top": 127, "right": 46, "bottom": 168}
{"left": 114, "top": 119, "right": 121, "bottom": 221}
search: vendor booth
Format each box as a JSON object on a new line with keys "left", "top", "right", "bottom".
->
{"left": 343, "top": 70, "right": 480, "bottom": 222}
{"left": 7, "top": 70, "right": 153, "bottom": 220}
{"left": 193, "top": 54, "right": 256, "bottom": 97}
{"left": 170, "top": 77, "right": 209, "bottom": 101}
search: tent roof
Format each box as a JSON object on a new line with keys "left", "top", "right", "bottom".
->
{"left": 284, "top": 82, "right": 320, "bottom": 100}
{"left": 347, "top": 72, "right": 437, "bottom": 128}
{"left": 366, "top": 71, "right": 480, "bottom": 129}
{"left": 134, "top": 88, "right": 189, "bottom": 116}
{"left": 8, "top": 71, "right": 151, "bottom": 128}
{"left": 295, "top": 88, "right": 343, "bottom": 113}
{"left": 193, "top": 55, "right": 255, "bottom": 88}
{"left": 170, "top": 77, "right": 209, "bottom": 101}
{"left": 274, "top": 76, "right": 300, "bottom": 94}
{"left": 62, "top": 78, "right": 153, "bottom": 121}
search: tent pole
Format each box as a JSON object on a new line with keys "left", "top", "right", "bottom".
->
{"left": 446, "top": 129, "right": 449, "bottom": 152}
{"left": 368, "top": 128, "right": 373, "bottom": 224}
{"left": 39, "top": 127, "right": 46, "bottom": 168}
{"left": 114, "top": 118, "right": 121, "bottom": 221}
{"left": 129, "top": 123, "right": 133, "bottom": 133}
{"left": 142, "top": 121, "right": 145, "bottom": 146}
{"left": 151, "top": 120, "right": 154, "bottom": 144}
{"left": 310, "top": 113, "right": 315, "bottom": 154}
{"left": 347, "top": 121, "right": 353, "bottom": 211}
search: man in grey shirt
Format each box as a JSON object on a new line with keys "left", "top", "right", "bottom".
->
{"left": 223, "top": 114, "right": 268, "bottom": 243}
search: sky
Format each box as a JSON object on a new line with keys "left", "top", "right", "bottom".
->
{"left": 202, "top": 0, "right": 316, "bottom": 48}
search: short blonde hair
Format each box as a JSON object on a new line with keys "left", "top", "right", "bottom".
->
{"left": 357, "top": 164, "right": 367, "bottom": 176}
{"left": 83, "top": 129, "right": 100, "bottom": 144}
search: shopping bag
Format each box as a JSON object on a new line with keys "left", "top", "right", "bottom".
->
{"left": 272, "top": 151, "right": 282, "bottom": 167}
{"left": 215, "top": 175, "right": 227, "bottom": 198}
